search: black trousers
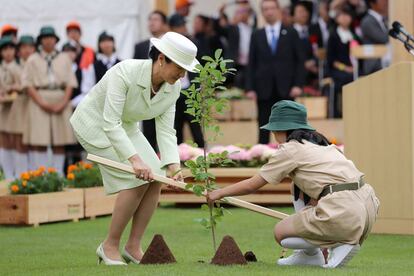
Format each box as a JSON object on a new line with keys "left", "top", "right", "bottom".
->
{"left": 142, "top": 119, "right": 158, "bottom": 152}
{"left": 175, "top": 94, "right": 205, "bottom": 147}
{"left": 331, "top": 69, "right": 353, "bottom": 118}
{"left": 257, "top": 90, "right": 290, "bottom": 144}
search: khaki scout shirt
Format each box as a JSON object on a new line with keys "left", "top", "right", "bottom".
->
{"left": 22, "top": 50, "right": 77, "bottom": 89}
{"left": 0, "top": 60, "right": 22, "bottom": 92}
{"left": 260, "top": 140, "right": 364, "bottom": 199}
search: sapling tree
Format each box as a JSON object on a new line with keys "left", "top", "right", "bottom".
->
{"left": 182, "top": 49, "right": 236, "bottom": 251}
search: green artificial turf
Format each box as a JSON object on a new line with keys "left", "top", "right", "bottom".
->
{"left": 0, "top": 206, "right": 413, "bottom": 275}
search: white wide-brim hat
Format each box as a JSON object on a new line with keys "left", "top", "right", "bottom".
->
{"left": 150, "top": 32, "right": 200, "bottom": 73}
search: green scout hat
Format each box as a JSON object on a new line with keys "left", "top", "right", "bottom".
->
{"left": 0, "top": 35, "right": 16, "bottom": 49}
{"left": 18, "top": 35, "right": 35, "bottom": 46}
{"left": 260, "top": 100, "right": 315, "bottom": 131}
{"left": 37, "top": 26, "right": 60, "bottom": 44}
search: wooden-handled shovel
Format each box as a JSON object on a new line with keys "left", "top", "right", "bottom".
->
{"left": 87, "top": 154, "right": 289, "bottom": 220}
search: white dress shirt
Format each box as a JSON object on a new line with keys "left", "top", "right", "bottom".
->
{"left": 265, "top": 21, "right": 282, "bottom": 48}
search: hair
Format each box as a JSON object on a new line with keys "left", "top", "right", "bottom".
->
{"left": 150, "top": 10, "right": 168, "bottom": 24}
{"left": 291, "top": 1, "right": 311, "bottom": 18}
{"left": 261, "top": 0, "right": 280, "bottom": 8}
{"left": 365, "top": 0, "right": 377, "bottom": 8}
{"left": 196, "top": 14, "right": 211, "bottom": 27}
{"left": 286, "top": 129, "right": 330, "bottom": 146}
{"left": 148, "top": 46, "right": 172, "bottom": 63}
{"left": 336, "top": 5, "right": 353, "bottom": 17}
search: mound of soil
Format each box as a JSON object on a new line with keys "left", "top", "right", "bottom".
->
{"left": 140, "top": 234, "right": 176, "bottom": 264}
{"left": 211, "top": 235, "right": 247, "bottom": 265}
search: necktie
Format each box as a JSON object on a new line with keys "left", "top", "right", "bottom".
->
{"left": 46, "top": 54, "right": 56, "bottom": 88}
{"left": 270, "top": 28, "right": 278, "bottom": 55}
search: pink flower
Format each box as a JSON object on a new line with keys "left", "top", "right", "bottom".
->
{"left": 178, "top": 143, "right": 192, "bottom": 161}
{"left": 209, "top": 146, "right": 227, "bottom": 154}
{"left": 190, "top": 147, "right": 204, "bottom": 160}
{"left": 229, "top": 148, "right": 251, "bottom": 161}
{"left": 267, "top": 143, "right": 279, "bottom": 149}
{"left": 248, "top": 144, "right": 268, "bottom": 159}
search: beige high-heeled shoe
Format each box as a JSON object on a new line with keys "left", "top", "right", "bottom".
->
{"left": 121, "top": 247, "right": 141, "bottom": 264}
{"left": 96, "top": 243, "right": 127, "bottom": 265}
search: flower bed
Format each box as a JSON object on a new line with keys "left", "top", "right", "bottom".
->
{"left": 0, "top": 167, "right": 83, "bottom": 226}
{"left": 178, "top": 143, "right": 279, "bottom": 168}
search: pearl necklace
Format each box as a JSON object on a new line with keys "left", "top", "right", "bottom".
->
{"left": 151, "top": 85, "right": 159, "bottom": 96}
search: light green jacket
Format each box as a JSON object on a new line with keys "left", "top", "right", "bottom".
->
{"left": 70, "top": 59, "right": 181, "bottom": 167}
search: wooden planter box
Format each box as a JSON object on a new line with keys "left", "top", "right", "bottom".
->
{"left": 81, "top": 186, "right": 116, "bottom": 219}
{"left": 296, "top": 96, "right": 328, "bottom": 119}
{"left": 212, "top": 105, "right": 232, "bottom": 121}
{"left": 160, "top": 168, "right": 292, "bottom": 204}
{"left": 0, "top": 189, "right": 84, "bottom": 226}
{"left": 0, "top": 180, "right": 10, "bottom": 196}
{"left": 231, "top": 99, "right": 257, "bottom": 121}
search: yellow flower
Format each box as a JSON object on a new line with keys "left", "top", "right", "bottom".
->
{"left": 11, "top": 185, "right": 19, "bottom": 193}
{"left": 67, "top": 173, "right": 75, "bottom": 180}
{"left": 48, "top": 167, "right": 56, "bottom": 173}
{"left": 20, "top": 172, "right": 30, "bottom": 181}
{"left": 22, "top": 180, "right": 27, "bottom": 187}
{"left": 83, "top": 163, "right": 93, "bottom": 169}
{"left": 38, "top": 166, "right": 46, "bottom": 173}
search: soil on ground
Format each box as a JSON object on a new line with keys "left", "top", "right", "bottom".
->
{"left": 140, "top": 234, "right": 177, "bottom": 264}
{"left": 211, "top": 235, "right": 247, "bottom": 265}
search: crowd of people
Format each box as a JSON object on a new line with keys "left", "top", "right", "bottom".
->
{"left": 0, "top": 0, "right": 390, "bottom": 179}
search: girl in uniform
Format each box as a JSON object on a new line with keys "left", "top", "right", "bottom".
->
{"left": 0, "top": 36, "right": 23, "bottom": 179}
{"left": 208, "top": 100, "right": 380, "bottom": 268}
{"left": 22, "top": 26, "right": 77, "bottom": 174}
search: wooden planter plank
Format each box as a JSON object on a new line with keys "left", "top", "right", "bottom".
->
{"left": 161, "top": 168, "right": 292, "bottom": 204}
{"left": 296, "top": 97, "right": 328, "bottom": 119}
{"left": 0, "top": 180, "right": 10, "bottom": 196}
{"left": 0, "top": 189, "right": 84, "bottom": 226}
{"left": 82, "top": 187, "right": 116, "bottom": 219}
{"left": 231, "top": 99, "right": 257, "bottom": 121}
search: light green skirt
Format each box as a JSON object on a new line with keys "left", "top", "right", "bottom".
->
{"left": 75, "top": 131, "right": 165, "bottom": 195}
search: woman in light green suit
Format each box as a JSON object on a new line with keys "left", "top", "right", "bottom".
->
{"left": 70, "top": 32, "right": 199, "bottom": 265}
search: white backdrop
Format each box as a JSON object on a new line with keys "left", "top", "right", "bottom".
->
{"left": 0, "top": 0, "right": 153, "bottom": 59}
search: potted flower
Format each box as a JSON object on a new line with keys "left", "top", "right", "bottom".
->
{"left": 0, "top": 166, "right": 84, "bottom": 226}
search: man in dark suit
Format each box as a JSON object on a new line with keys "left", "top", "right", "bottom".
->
{"left": 219, "top": 1, "right": 255, "bottom": 89}
{"left": 134, "top": 10, "right": 168, "bottom": 151}
{"left": 360, "top": 0, "right": 389, "bottom": 75}
{"left": 246, "top": 0, "right": 306, "bottom": 144}
{"left": 134, "top": 11, "right": 168, "bottom": 60}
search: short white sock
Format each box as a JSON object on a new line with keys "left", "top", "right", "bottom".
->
{"left": 293, "top": 197, "right": 305, "bottom": 213}
{"left": 52, "top": 153, "right": 65, "bottom": 176}
{"left": 28, "top": 151, "right": 35, "bottom": 171}
{"left": 14, "top": 152, "right": 29, "bottom": 178}
{"left": 31, "top": 151, "right": 49, "bottom": 169}
{"left": 281, "top": 237, "right": 319, "bottom": 255}
{"left": 2, "top": 149, "right": 15, "bottom": 179}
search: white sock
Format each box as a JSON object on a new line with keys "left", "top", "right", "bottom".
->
{"left": 32, "top": 151, "right": 49, "bottom": 169}
{"left": 281, "top": 237, "right": 319, "bottom": 255}
{"left": 52, "top": 153, "right": 65, "bottom": 176}
{"left": 14, "top": 152, "right": 29, "bottom": 178}
{"left": 28, "top": 151, "right": 35, "bottom": 171}
{"left": 293, "top": 197, "right": 305, "bottom": 213}
{"left": 2, "top": 149, "right": 15, "bottom": 179}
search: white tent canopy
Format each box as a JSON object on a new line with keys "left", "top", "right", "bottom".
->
{"left": 0, "top": 0, "right": 152, "bottom": 59}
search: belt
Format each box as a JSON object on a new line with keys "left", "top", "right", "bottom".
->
{"left": 319, "top": 177, "right": 365, "bottom": 198}
{"left": 35, "top": 85, "right": 66, "bottom": 90}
